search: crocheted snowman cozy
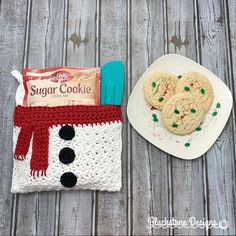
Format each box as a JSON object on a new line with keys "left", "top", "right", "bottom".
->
{"left": 11, "top": 81, "right": 122, "bottom": 193}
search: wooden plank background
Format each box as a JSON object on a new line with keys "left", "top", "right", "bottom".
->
{"left": 0, "top": 0, "right": 235, "bottom": 235}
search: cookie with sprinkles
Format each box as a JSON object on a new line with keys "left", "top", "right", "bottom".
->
{"left": 175, "top": 71, "right": 214, "bottom": 112}
{"left": 162, "top": 93, "right": 205, "bottom": 135}
{"left": 143, "top": 72, "right": 178, "bottom": 110}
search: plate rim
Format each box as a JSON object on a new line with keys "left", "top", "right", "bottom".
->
{"left": 127, "top": 54, "right": 233, "bottom": 160}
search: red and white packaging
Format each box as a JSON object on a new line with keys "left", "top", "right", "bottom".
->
{"left": 23, "top": 67, "right": 100, "bottom": 107}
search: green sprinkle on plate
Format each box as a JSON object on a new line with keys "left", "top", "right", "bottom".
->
{"left": 216, "top": 102, "right": 221, "bottom": 108}
{"left": 191, "top": 108, "right": 196, "bottom": 113}
{"left": 185, "top": 143, "right": 190, "bottom": 147}
{"left": 195, "top": 127, "right": 202, "bottom": 131}
{"left": 159, "top": 97, "right": 164, "bottom": 102}
{"left": 178, "top": 75, "right": 182, "bottom": 79}
{"left": 184, "top": 86, "right": 190, "bottom": 91}
{"left": 152, "top": 114, "right": 158, "bottom": 122}
{"left": 152, "top": 82, "right": 156, "bottom": 88}
{"left": 212, "top": 111, "right": 218, "bottom": 116}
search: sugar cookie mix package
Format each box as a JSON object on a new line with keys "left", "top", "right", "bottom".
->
{"left": 11, "top": 65, "right": 123, "bottom": 193}
{"left": 23, "top": 67, "right": 100, "bottom": 106}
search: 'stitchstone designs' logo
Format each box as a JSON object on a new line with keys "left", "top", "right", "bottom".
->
{"left": 147, "top": 217, "right": 229, "bottom": 230}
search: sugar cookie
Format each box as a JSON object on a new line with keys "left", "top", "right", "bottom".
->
{"left": 143, "top": 72, "right": 178, "bottom": 110}
{"left": 176, "top": 71, "right": 213, "bottom": 111}
{"left": 162, "top": 93, "right": 205, "bottom": 135}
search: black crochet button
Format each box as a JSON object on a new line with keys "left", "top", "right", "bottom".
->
{"left": 60, "top": 172, "right": 77, "bottom": 188}
{"left": 59, "top": 147, "right": 75, "bottom": 164}
{"left": 59, "top": 125, "right": 75, "bottom": 140}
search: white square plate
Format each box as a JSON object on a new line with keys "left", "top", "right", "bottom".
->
{"left": 127, "top": 54, "right": 233, "bottom": 160}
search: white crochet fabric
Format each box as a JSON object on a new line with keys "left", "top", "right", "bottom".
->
{"left": 11, "top": 73, "right": 122, "bottom": 193}
{"left": 12, "top": 122, "right": 122, "bottom": 193}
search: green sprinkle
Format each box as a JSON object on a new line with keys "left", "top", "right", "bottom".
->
{"left": 172, "top": 123, "right": 178, "bottom": 128}
{"left": 196, "top": 127, "right": 202, "bottom": 131}
{"left": 200, "top": 88, "right": 205, "bottom": 94}
{"left": 216, "top": 102, "right": 221, "bottom": 108}
{"left": 184, "top": 86, "right": 190, "bottom": 91}
{"left": 152, "top": 114, "right": 158, "bottom": 122}
{"left": 152, "top": 82, "right": 156, "bottom": 88}
{"left": 185, "top": 143, "right": 190, "bottom": 147}
{"left": 191, "top": 108, "right": 196, "bottom": 113}
{"left": 174, "top": 109, "right": 180, "bottom": 114}
{"left": 159, "top": 97, "right": 164, "bottom": 102}
{"left": 178, "top": 75, "right": 182, "bottom": 79}
{"left": 212, "top": 111, "right": 218, "bottom": 116}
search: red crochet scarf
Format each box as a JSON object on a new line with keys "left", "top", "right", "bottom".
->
{"left": 14, "top": 105, "right": 122, "bottom": 177}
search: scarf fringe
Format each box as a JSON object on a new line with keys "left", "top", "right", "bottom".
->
{"left": 14, "top": 154, "right": 26, "bottom": 161}
{"left": 30, "top": 169, "right": 47, "bottom": 177}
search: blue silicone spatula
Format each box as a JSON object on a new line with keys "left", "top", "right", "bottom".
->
{"left": 100, "top": 61, "right": 125, "bottom": 105}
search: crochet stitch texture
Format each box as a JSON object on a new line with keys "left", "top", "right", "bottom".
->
{"left": 12, "top": 105, "right": 122, "bottom": 193}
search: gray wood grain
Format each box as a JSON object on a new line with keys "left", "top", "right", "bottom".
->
{"left": 130, "top": 1, "right": 155, "bottom": 234}
{"left": 227, "top": 0, "right": 236, "bottom": 124}
{"left": 14, "top": 0, "right": 65, "bottom": 235}
{"left": 197, "top": 0, "right": 236, "bottom": 235}
{"left": 228, "top": 0, "right": 236, "bottom": 95}
{"left": 130, "top": 1, "right": 170, "bottom": 235}
{"left": 226, "top": 2, "right": 236, "bottom": 234}
{"left": 228, "top": 0, "right": 236, "bottom": 178}
{"left": 0, "top": 0, "right": 27, "bottom": 235}
{"left": 95, "top": 0, "right": 128, "bottom": 235}
{"left": 58, "top": 0, "right": 97, "bottom": 235}
{"left": 166, "top": 0, "right": 205, "bottom": 235}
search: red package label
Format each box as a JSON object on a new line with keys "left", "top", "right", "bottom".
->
{"left": 23, "top": 66, "right": 100, "bottom": 107}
